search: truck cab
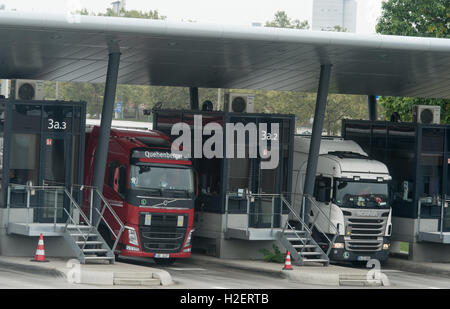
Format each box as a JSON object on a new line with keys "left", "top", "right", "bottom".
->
{"left": 292, "top": 136, "right": 392, "bottom": 263}
{"left": 84, "top": 126, "right": 196, "bottom": 264}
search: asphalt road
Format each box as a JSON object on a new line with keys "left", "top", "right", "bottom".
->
{"left": 0, "top": 256, "right": 449, "bottom": 289}
{"left": 0, "top": 267, "right": 88, "bottom": 289}
{"left": 119, "top": 256, "right": 450, "bottom": 289}
{"left": 120, "top": 256, "right": 324, "bottom": 289}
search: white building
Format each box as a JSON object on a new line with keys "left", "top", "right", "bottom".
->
{"left": 312, "top": 0, "right": 357, "bottom": 33}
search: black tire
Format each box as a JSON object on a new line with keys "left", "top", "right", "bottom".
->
{"left": 98, "top": 224, "right": 114, "bottom": 249}
{"left": 98, "top": 225, "right": 120, "bottom": 261}
{"left": 154, "top": 258, "right": 176, "bottom": 266}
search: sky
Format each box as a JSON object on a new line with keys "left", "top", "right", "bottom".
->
{"left": 0, "top": 0, "right": 383, "bottom": 33}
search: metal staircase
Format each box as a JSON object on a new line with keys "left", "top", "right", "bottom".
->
{"left": 276, "top": 195, "right": 338, "bottom": 266}
{"left": 276, "top": 223, "right": 329, "bottom": 266}
{"left": 63, "top": 224, "right": 115, "bottom": 264}
{"left": 62, "top": 187, "right": 125, "bottom": 264}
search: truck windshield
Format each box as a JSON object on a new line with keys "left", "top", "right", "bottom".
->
{"left": 129, "top": 164, "right": 194, "bottom": 197}
{"left": 334, "top": 180, "right": 389, "bottom": 209}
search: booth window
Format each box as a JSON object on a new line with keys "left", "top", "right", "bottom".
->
{"left": 12, "top": 105, "right": 41, "bottom": 132}
{"left": 9, "top": 133, "right": 40, "bottom": 186}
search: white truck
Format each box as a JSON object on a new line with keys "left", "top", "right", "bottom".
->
{"left": 291, "top": 136, "right": 393, "bottom": 263}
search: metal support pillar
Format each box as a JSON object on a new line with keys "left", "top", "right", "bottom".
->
{"left": 303, "top": 64, "right": 332, "bottom": 221}
{"left": 368, "top": 95, "right": 377, "bottom": 121}
{"left": 189, "top": 87, "right": 199, "bottom": 110}
{"left": 92, "top": 51, "right": 121, "bottom": 226}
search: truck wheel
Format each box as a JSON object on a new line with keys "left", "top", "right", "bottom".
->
{"left": 154, "top": 258, "right": 175, "bottom": 266}
{"left": 98, "top": 224, "right": 114, "bottom": 249}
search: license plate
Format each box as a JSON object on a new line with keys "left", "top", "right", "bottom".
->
{"left": 155, "top": 253, "right": 170, "bottom": 258}
{"left": 357, "top": 256, "right": 370, "bottom": 261}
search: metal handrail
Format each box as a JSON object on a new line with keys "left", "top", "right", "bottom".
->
{"left": 280, "top": 195, "right": 316, "bottom": 255}
{"left": 281, "top": 194, "right": 338, "bottom": 256}
{"left": 417, "top": 195, "right": 448, "bottom": 241}
{"left": 301, "top": 194, "right": 339, "bottom": 255}
{"left": 92, "top": 188, "right": 125, "bottom": 252}
{"left": 6, "top": 185, "right": 92, "bottom": 240}
{"left": 223, "top": 191, "right": 338, "bottom": 256}
{"left": 6, "top": 183, "right": 125, "bottom": 255}
{"left": 303, "top": 194, "right": 339, "bottom": 236}
{"left": 62, "top": 188, "right": 95, "bottom": 250}
{"left": 224, "top": 192, "right": 280, "bottom": 236}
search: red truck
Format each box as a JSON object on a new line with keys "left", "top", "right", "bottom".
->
{"left": 84, "top": 126, "right": 196, "bottom": 265}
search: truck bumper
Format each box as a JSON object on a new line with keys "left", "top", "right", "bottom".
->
{"left": 328, "top": 236, "right": 390, "bottom": 262}
{"left": 119, "top": 248, "right": 192, "bottom": 259}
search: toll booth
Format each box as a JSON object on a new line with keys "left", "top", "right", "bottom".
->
{"left": 342, "top": 119, "right": 450, "bottom": 261}
{"left": 0, "top": 99, "right": 86, "bottom": 250}
{"left": 153, "top": 109, "right": 295, "bottom": 259}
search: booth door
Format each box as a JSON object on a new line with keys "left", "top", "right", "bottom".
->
{"left": 36, "top": 134, "right": 72, "bottom": 223}
{"left": 445, "top": 154, "right": 450, "bottom": 232}
{"left": 249, "top": 160, "right": 281, "bottom": 229}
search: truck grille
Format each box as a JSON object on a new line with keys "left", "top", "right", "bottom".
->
{"left": 138, "top": 213, "right": 187, "bottom": 253}
{"left": 344, "top": 213, "right": 387, "bottom": 252}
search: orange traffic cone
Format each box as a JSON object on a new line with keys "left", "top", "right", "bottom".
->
{"left": 32, "top": 233, "right": 49, "bottom": 262}
{"left": 283, "top": 251, "right": 293, "bottom": 270}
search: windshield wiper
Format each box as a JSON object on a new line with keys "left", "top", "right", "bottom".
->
{"left": 142, "top": 188, "right": 162, "bottom": 196}
{"left": 162, "top": 189, "right": 191, "bottom": 197}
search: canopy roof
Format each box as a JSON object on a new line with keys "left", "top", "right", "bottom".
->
{"left": 1, "top": 11, "right": 450, "bottom": 98}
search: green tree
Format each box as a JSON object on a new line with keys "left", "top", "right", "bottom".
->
{"left": 376, "top": 0, "right": 450, "bottom": 123}
{"left": 265, "top": 11, "right": 309, "bottom": 30}
{"left": 333, "top": 25, "right": 347, "bottom": 32}
{"left": 376, "top": 0, "right": 449, "bottom": 38}
{"left": 98, "top": 8, "right": 166, "bottom": 20}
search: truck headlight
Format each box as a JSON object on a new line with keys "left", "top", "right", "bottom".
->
{"left": 332, "top": 243, "right": 345, "bottom": 249}
{"left": 126, "top": 226, "right": 139, "bottom": 246}
{"left": 383, "top": 243, "right": 390, "bottom": 250}
{"left": 184, "top": 229, "right": 195, "bottom": 248}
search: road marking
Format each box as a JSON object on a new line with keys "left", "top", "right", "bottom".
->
{"left": 169, "top": 267, "right": 206, "bottom": 271}
{"left": 428, "top": 287, "right": 440, "bottom": 289}
{"left": 212, "top": 286, "right": 227, "bottom": 289}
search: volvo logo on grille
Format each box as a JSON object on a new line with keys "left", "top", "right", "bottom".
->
{"left": 163, "top": 200, "right": 169, "bottom": 206}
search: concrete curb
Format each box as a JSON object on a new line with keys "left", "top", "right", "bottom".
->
{"left": 190, "top": 254, "right": 384, "bottom": 287}
{"left": 281, "top": 269, "right": 340, "bottom": 286}
{"left": 385, "top": 258, "right": 450, "bottom": 279}
{"left": 152, "top": 270, "right": 173, "bottom": 286}
{"left": 0, "top": 257, "right": 173, "bottom": 287}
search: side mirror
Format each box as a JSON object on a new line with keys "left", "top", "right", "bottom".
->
{"left": 314, "top": 177, "right": 331, "bottom": 203}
